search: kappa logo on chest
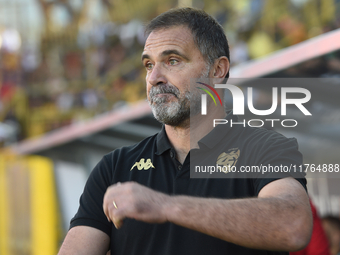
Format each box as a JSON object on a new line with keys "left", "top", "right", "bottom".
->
{"left": 130, "top": 158, "right": 155, "bottom": 171}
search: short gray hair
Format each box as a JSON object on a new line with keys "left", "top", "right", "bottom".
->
{"left": 145, "top": 7, "right": 230, "bottom": 78}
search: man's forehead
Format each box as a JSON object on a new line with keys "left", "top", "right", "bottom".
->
{"left": 143, "top": 26, "right": 195, "bottom": 54}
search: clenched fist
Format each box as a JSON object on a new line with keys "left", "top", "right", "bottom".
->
{"left": 103, "top": 182, "right": 171, "bottom": 229}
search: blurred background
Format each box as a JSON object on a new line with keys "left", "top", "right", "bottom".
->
{"left": 1, "top": 0, "right": 340, "bottom": 254}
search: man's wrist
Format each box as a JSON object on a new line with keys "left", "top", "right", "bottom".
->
{"left": 162, "top": 195, "right": 181, "bottom": 223}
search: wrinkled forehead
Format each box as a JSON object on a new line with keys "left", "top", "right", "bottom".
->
{"left": 143, "top": 26, "right": 196, "bottom": 54}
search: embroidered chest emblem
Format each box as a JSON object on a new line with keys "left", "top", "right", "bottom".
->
{"left": 216, "top": 148, "right": 240, "bottom": 168}
{"left": 130, "top": 158, "right": 155, "bottom": 171}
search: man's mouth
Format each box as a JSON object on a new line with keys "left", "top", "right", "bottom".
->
{"left": 155, "top": 93, "right": 176, "bottom": 97}
{"left": 150, "top": 93, "right": 178, "bottom": 105}
{"left": 150, "top": 84, "right": 179, "bottom": 98}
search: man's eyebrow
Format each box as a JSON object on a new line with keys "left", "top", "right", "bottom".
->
{"left": 141, "top": 53, "right": 150, "bottom": 62}
{"left": 141, "top": 50, "right": 189, "bottom": 62}
{"left": 161, "top": 49, "right": 189, "bottom": 60}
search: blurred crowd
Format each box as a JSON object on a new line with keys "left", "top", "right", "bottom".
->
{"left": 0, "top": 0, "right": 340, "bottom": 145}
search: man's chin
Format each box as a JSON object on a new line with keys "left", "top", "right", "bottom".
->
{"left": 152, "top": 110, "right": 190, "bottom": 127}
{"left": 156, "top": 117, "right": 189, "bottom": 127}
{"left": 150, "top": 100, "right": 178, "bottom": 111}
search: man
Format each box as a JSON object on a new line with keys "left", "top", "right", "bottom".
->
{"left": 58, "top": 8, "right": 312, "bottom": 254}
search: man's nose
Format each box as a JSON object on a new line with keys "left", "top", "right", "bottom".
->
{"left": 148, "top": 64, "right": 167, "bottom": 86}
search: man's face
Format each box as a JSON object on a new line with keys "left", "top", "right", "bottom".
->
{"left": 142, "top": 26, "right": 210, "bottom": 126}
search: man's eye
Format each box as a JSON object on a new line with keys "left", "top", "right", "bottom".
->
{"left": 169, "top": 59, "right": 178, "bottom": 65}
{"left": 145, "top": 63, "right": 153, "bottom": 70}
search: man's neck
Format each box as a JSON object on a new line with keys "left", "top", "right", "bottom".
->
{"left": 164, "top": 107, "right": 226, "bottom": 164}
{"left": 164, "top": 124, "right": 190, "bottom": 164}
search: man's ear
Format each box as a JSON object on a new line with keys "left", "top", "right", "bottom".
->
{"left": 213, "top": 56, "right": 230, "bottom": 79}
